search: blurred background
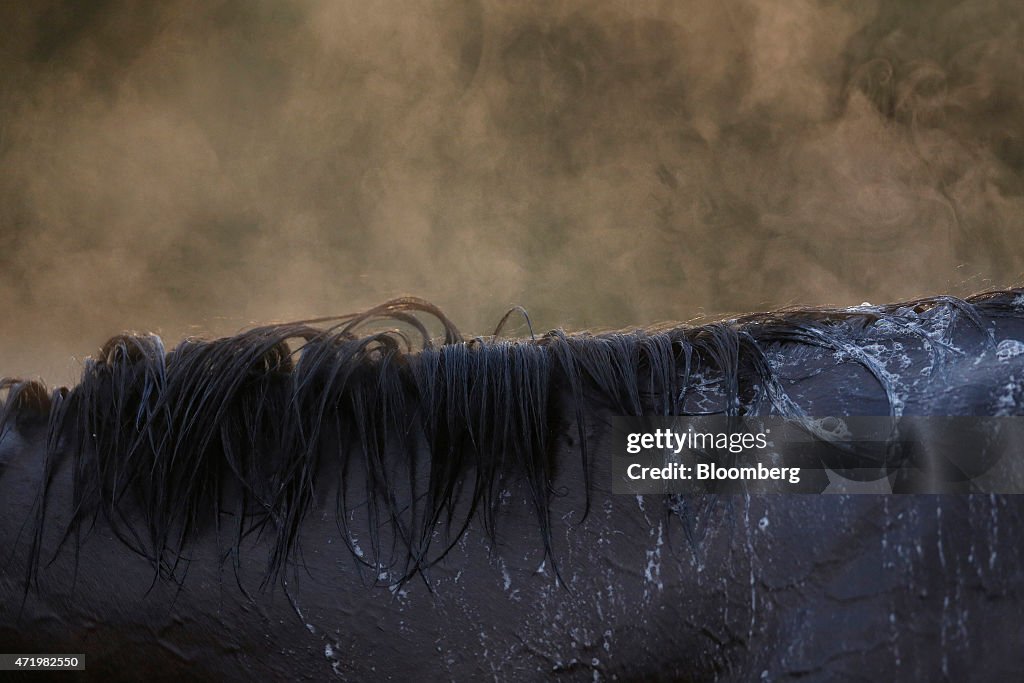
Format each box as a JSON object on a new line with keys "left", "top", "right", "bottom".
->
{"left": 1, "top": 0, "right": 1022, "bottom": 383}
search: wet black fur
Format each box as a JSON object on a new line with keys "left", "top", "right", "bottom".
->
{"left": 1, "top": 290, "right": 1021, "bottom": 593}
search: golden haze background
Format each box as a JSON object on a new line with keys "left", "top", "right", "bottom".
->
{"left": 1, "top": 0, "right": 1022, "bottom": 383}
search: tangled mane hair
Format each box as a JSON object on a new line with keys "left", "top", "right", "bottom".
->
{"left": 1, "top": 290, "right": 1021, "bottom": 593}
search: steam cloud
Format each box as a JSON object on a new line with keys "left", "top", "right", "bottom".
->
{"left": 1, "top": 0, "right": 1022, "bottom": 383}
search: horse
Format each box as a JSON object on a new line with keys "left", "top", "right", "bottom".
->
{"left": 2, "top": 290, "right": 1023, "bottom": 681}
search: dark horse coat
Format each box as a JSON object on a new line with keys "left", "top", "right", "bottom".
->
{"left": 2, "top": 291, "right": 1024, "bottom": 681}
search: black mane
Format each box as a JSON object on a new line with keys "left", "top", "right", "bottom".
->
{"left": 1, "top": 290, "right": 1021, "bottom": 591}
